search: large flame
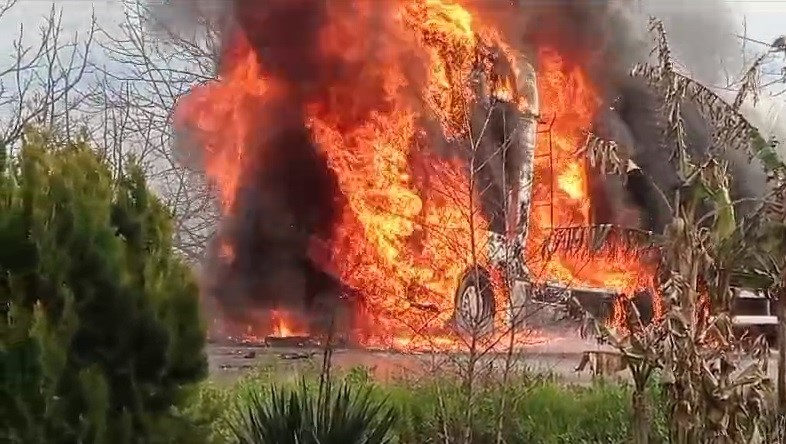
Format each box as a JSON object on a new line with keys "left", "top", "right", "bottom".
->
{"left": 526, "top": 52, "right": 655, "bottom": 295}
{"left": 176, "top": 0, "right": 654, "bottom": 349}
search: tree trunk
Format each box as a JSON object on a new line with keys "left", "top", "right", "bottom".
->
{"left": 777, "top": 290, "right": 786, "bottom": 412}
{"left": 632, "top": 389, "right": 650, "bottom": 444}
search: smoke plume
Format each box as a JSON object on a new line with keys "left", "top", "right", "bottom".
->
{"left": 466, "top": 0, "right": 769, "bottom": 232}
{"left": 199, "top": 0, "right": 350, "bottom": 329}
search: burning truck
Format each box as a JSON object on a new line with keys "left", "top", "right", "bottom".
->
{"left": 173, "top": 0, "right": 776, "bottom": 349}
{"left": 450, "top": 51, "right": 778, "bottom": 339}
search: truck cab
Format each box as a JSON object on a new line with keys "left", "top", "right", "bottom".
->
{"left": 449, "top": 48, "right": 778, "bottom": 340}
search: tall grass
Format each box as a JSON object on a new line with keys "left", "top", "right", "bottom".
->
{"left": 186, "top": 364, "right": 669, "bottom": 444}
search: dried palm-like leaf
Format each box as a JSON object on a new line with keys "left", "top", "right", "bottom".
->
{"left": 582, "top": 132, "right": 626, "bottom": 177}
{"left": 633, "top": 19, "right": 769, "bottom": 166}
{"left": 539, "top": 224, "right": 659, "bottom": 260}
{"left": 732, "top": 53, "right": 765, "bottom": 110}
{"left": 633, "top": 22, "right": 777, "bottom": 442}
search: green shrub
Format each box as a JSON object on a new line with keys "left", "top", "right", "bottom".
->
{"left": 183, "top": 381, "right": 235, "bottom": 444}
{"left": 513, "top": 381, "right": 631, "bottom": 443}
{"left": 0, "top": 129, "right": 207, "bottom": 443}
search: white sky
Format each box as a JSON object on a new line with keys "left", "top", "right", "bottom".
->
{"left": 1, "top": 0, "right": 785, "bottom": 97}
{"left": 2, "top": 1, "right": 784, "bottom": 36}
{"left": 734, "top": 0, "right": 786, "bottom": 41}
{"left": 1, "top": 1, "right": 784, "bottom": 62}
{"left": 1, "top": 1, "right": 784, "bottom": 178}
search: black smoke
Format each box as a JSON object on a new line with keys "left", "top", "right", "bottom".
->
{"left": 467, "top": 0, "right": 770, "bottom": 233}
{"left": 202, "top": 0, "right": 348, "bottom": 331}
{"left": 189, "top": 0, "right": 413, "bottom": 335}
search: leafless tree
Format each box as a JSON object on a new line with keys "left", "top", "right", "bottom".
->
{"left": 0, "top": 0, "right": 228, "bottom": 263}
{"left": 0, "top": 0, "right": 94, "bottom": 148}
{"left": 84, "top": 0, "right": 224, "bottom": 262}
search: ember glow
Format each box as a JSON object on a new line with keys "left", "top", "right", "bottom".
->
{"left": 176, "top": 0, "right": 655, "bottom": 349}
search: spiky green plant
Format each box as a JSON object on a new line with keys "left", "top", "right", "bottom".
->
{"left": 229, "top": 379, "right": 398, "bottom": 444}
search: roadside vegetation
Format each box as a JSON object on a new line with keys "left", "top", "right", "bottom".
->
{"left": 186, "top": 364, "right": 666, "bottom": 444}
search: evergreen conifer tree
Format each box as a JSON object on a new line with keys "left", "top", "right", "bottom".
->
{"left": 0, "top": 129, "right": 207, "bottom": 443}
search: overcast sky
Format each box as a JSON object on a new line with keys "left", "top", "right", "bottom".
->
{"left": 7, "top": 1, "right": 783, "bottom": 36}
{"left": 1, "top": 0, "right": 785, "bottom": 96}
{"left": 2, "top": 0, "right": 784, "bottom": 66}
{"left": 1, "top": 1, "right": 784, "bottom": 163}
{"left": 735, "top": 0, "right": 786, "bottom": 41}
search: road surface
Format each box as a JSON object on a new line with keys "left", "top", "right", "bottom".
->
{"left": 208, "top": 334, "right": 781, "bottom": 386}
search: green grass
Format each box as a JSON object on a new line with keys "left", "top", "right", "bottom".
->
{"left": 185, "top": 363, "right": 671, "bottom": 444}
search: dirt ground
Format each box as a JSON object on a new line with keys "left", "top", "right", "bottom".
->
{"left": 207, "top": 332, "right": 781, "bottom": 386}
{"left": 208, "top": 335, "right": 628, "bottom": 385}
{"left": 207, "top": 304, "right": 627, "bottom": 384}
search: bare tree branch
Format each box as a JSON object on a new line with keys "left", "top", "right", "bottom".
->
{"left": 83, "top": 0, "right": 223, "bottom": 262}
{"left": 0, "top": 2, "right": 95, "bottom": 147}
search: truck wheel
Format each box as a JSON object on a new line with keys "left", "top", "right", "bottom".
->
{"left": 454, "top": 266, "right": 496, "bottom": 336}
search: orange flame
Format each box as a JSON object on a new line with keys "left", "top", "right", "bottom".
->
{"left": 269, "top": 310, "right": 306, "bottom": 338}
{"left": 527, "top": 50, "right": 654, "bottom": 292}
{"left": 175, "top": 0, "right": 654, "bottom": 348}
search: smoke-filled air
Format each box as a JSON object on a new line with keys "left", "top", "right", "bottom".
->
{"left": 167, "top": 0, "right": 773, "bottom": 349}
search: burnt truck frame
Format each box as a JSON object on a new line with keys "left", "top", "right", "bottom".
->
{"left": 449, "top": 51, "right": 778, "bottom": 339}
